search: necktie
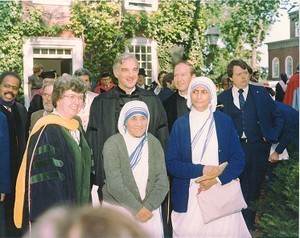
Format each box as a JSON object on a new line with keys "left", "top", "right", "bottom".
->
{"left": 238, "top": 89, "right": 245, "bottom": 109}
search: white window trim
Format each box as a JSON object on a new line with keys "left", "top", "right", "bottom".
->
{"left": 127, "top": 37, "right": 158, "bottom": 84}
{"left": 285, "top": 56, "right": 293, "bottom": 78}
{"left": 23, "top": 37, "right": 83, "bottom": 108}
{"left": 272, "top": 57, "right": 280, "bottom": 78}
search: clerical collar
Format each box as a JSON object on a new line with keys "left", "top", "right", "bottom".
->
{"left": 178, "top": 91, "right": 188, "bottom": 100}
{"left": 116, "top": 86, "right": 137, "bottom": 95}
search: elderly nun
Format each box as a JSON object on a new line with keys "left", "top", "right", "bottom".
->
{"left": 102, "top": 100, "right": 168, "bottom": 237}
{"left": 166, "top": 77, "right": 250, "bottom": 237}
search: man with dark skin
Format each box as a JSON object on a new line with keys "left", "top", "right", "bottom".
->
{"left": 0, "top": 71, "right": 28, "bottom": 237}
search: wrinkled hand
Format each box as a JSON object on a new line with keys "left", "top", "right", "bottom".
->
{"left": 0, "top": 193, "right": 6, "bottom": 202}
{"left": 269, "top": 151, "right": 280, "bottom": 163}
{"left": 203, "top": 165, "right": 220, "bottom": 177}
{"left": 196, "top": 162, "right": 228, "bottom": 183}
{"left": 200, "top": 178, "right": 218, "bottom": 191}
{"left": 135, "top": 207, "right": 153, "bottom": 223}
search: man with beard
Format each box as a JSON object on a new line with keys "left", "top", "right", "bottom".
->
{"left": 30, "top": 80, "right": 54, "bottom": 131}
{"left": 0, "top": 71, "right": 28, "bottom": 237}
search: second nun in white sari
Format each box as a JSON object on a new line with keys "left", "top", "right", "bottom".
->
{"left": 166, "top": 77, "right": 251, "bottom": 237}
{"left": 102, "top": 100, "right": 168, "bottom": 237}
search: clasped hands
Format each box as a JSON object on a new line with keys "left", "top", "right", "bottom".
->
{"left": 135, "top": 206, "right": 153, "bottom": 223}
{"left": 195, "top": 162, "right": 228, "bottom": 191}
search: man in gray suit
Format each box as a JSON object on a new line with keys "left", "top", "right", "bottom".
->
{"left": 30, "top": 80, "right": 54, "bottom": 130}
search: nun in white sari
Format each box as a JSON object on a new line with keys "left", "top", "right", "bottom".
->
{"left": 167, "top": 77, "right": 251, "bottom": 237}
{"left": 102, "top": 101, "right": 168, "bottom": 237}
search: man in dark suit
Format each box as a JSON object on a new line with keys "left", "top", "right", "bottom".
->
{"left": 217, "top": 60, "right": 284, "bottom": 231}
{"left": 0, "top": 71, "right": 28, "bottom": 237}
{"left": 163, "top": 61, "right": 196, "bottom": 132}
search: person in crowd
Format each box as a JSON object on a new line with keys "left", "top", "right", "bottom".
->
{"left": 283, "top": 64, "right": 299, "bottom": 111}
{"left": 74, "top": 68, "right": 98, "bottom": 131}
{"left": 30, "top": 80, "right": 54, "bottom": 130}
{"left": 86, "top": 52, "right": 169, "bottom": 234}
{"left": 150, "top": 70, "right": 168, "bottom": 95}
{"left": 158, "top": 72, "right": 176, "bottom": 102}
{"left": 102, "top": 101, "right": 168, "bottom": 237}
{"left": 166, "top": 76, "right": 250, "bottom": 237}
{"left": 0, "top": 71, "right": 28, "bottom": 237}
{"left": 250, "top": 71, "right": 260, "bottom": 83}
{"left": 28, "top": 64, "right": 44, "bottom": 99}
{"left": 268, "top": 99, "right": 299, "bottom": 181}
{"left": 221, "top": 74, "right": 233, "bottom": 91}
{"left": 93, "top": 72, "right": 115, "bottom": 94}
{"left": 0, "top": 112, "right": 10, "bottom": 238}
{"left": 136, "top": 68, "right": 151, "bottom": 90}
{"left": 27, "top": 77, "right": 56, "bottom": 124}
{"left": 14, "top": 75, "right": 92, "bottom": 231}
{"left": 275, "top": 72, "right": 288, "bottom": 102}
{"left": 164, "top": 60, "right": 196, "bottom": 132}
{"left": 25, "top": 205, "right": 148, "bottom": 238}
{"left": 218, "top": 59, "right": 284, "bottom": 231}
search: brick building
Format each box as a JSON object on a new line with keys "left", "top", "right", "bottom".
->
{"left": 267, "top": 9, "right": 299, "bottom": 80}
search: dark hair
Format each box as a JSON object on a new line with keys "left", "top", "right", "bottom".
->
{"left": 0, "top": 71, "right": 22, "bottom": 88}
{"left": 162, "top": 73, "right": 174, "bottom": 88}
{"left": 158, "top": 71, "right": 168, "bottom": 80}
{"left": 52, "top": 75, "right": 87, "bottom": 108}
{"left": 174, "top": 60, "right": 196, "bottom": 76}
{"left": 227, "top": 60, "right": 250, "bottom": 78}
{"left": 101, "top": 72, "right": 110, "bottom": 78}
{"left": 74, "top": 68, "right": 91, "bottom": 79}
{"left": 280, "top": 72, "right": 288, "bottom": 83}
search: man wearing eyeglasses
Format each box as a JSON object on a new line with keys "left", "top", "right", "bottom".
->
{"left": 0, "top": 71, "right": 28, "bottom": 237}
{"left": 30, "top": 80, "right": 55, "bottom": 131}
{"left": 217, "top": 60, "right": 284, "bottom": 231}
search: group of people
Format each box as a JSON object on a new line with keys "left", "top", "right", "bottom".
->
{"left": 0, "top": 53, "right": 298, "bottom": 238}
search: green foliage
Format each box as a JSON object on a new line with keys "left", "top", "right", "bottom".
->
{"left": 69, "top": 1, "right": 125, "bottom": 80}
{"left": 0, "top": 0, "right": 295, "bottom": 89}
{"left": 257, "top": 152, "right": 299, "bottom": 237}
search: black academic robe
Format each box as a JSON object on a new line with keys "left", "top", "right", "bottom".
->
{"left": 0, "top": 102, "right": 28, "bottom": 237}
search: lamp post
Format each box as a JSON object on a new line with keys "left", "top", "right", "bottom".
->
{"left": 205, "top": 25, "right": 220, "bottom": 46}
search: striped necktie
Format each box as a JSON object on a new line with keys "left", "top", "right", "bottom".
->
{"left": 238, "top": 89, "right": 245, "bottom": 109}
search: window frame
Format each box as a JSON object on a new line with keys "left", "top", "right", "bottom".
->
{"left": 126, "top": 37, "right": 158, "bottom": 85}
{"left": 285, "top": 56, "right": 293, "bottom": 78}
{"left": 272, "top": 57, "right": 280, "bottom": 78}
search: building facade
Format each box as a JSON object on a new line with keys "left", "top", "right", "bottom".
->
{"left": 267, "top": 9, "right": 299, "bottom": 80}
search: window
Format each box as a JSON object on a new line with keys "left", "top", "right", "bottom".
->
{"left": 127, "top": 37, "right": 158, "bottom": 85}
{"left": 285, "top": 56, "right": 293, "bottom": 78}
{"left": 272, "top": 58, "right": 280, "bottom": 78}
{"left": 295, "top": 21, "right": 299, "bottom": 37}
{"left": 33, "top": 48, "right": 72, "bottom": 58}
{"left": 124, "top": 0, "right": 158, "bottom": 12}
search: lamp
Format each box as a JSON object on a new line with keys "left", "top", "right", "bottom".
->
{"left": 205, "top": 25, "right": 220, "bottom": 46}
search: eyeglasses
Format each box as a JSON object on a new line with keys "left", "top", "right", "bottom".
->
{"left": 62, "top": 94, "right": 84, "bottom": 103}
{"left": 42, "top": 93, "right": 52, "bottom": 98}
{"left": 1, "top": 83, "right": 19, "bottom": 91}
{"left": 234, "top": 71, "right": 249, "bottom": 78}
